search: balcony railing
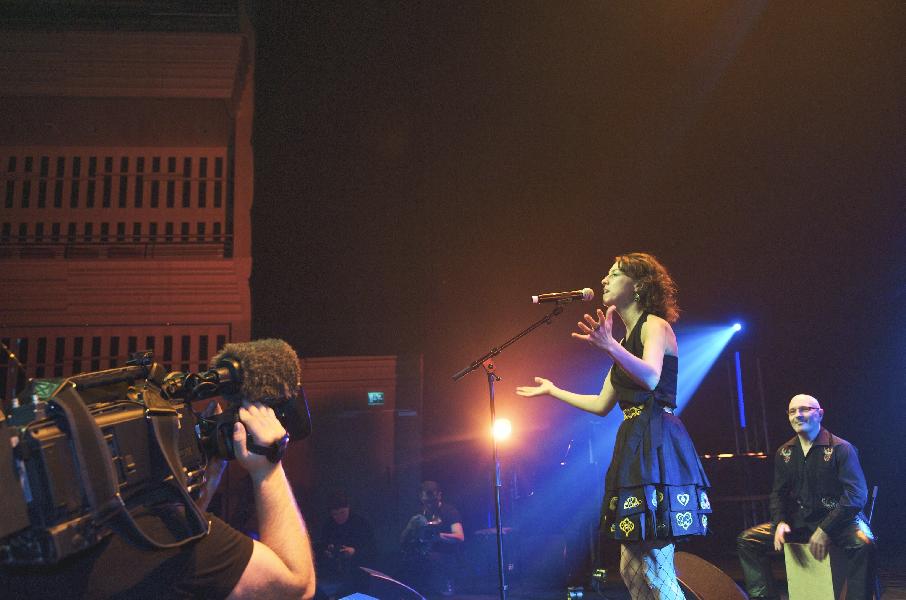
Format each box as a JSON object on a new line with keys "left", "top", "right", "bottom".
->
{"left": 0, "top": 235, "right": 233, "bottom": 260}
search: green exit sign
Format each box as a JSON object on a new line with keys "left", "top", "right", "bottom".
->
{"left": 367, "top": 391, "right": 385, "bottom": 406}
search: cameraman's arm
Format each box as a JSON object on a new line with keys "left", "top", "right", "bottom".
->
{"left": 227, "top": 403, "right": 316, "bottom": 600}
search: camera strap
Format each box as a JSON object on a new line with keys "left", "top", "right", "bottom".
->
{"left": 144, "top": 397, "right": 211, "bottom": 545}
{"left": 49, "top": 385, "right": 210, "bottom": 550}
{"left": 49, "top": 385, "right": 123, "bottom": 522}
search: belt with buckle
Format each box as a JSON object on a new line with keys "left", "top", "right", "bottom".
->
{"left": 622, "top": 406, "right": 645, "bottom": 420}
{"left": 622, "top": 405, "right": 674, "bottom": 420}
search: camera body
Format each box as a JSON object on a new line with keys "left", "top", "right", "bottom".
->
{"left": 0, "top": 350, "right": 311, "bottom": 565}
{"left": 0, "top": 361, "right": 205, "bottom": 564}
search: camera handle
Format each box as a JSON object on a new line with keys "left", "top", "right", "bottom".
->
{"left": 49, "top": 385, "right": 210, "bottom": 551}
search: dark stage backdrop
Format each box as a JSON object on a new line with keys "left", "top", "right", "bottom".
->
{"left": 248, "top": 1, "right": 905, "bottom": 556}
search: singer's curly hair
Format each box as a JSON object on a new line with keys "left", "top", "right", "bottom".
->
{"left": 615, "top": 252, "right": 680, "bottom": 323}
{"left": 212, "top": 338, "right": 301, "bottom": 402}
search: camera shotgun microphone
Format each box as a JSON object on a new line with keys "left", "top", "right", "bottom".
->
{"left": 531, "top": 287, "right": 595, "bottom": 304}
{"left": 165, "top": 339, "right": 300, "bottom": 405}
{"left": 211, "top": 338, "right": 313, "bottom": 444}
{"left": 165, "top": 339, "right": 313, "bottom": 460}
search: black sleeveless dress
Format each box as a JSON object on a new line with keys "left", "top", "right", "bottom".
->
{"left": 600, "top": 313, "right": 712, "bottom": 542}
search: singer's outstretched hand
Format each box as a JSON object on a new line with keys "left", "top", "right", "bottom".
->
{"left": 516, "top": 376, "right": 556, "bottom": 398}
{"left": 572, "top": 306, "right": 617, "bottom": 352}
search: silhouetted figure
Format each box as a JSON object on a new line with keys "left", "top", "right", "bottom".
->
{"left": 400, "top": 481, "right": 464, "bottom": 597}
{"left": 315, "top": 490, "right": 378, "bottom": 600}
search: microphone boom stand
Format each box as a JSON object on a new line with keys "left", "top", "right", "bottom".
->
{"left": 452, "top": 303, "right": 568, "bottom": 600}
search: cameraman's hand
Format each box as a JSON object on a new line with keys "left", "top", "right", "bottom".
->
{"left": 233, "top": 401, "right": 288, "bottom": 482}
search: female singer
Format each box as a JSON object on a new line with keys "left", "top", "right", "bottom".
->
{"left": 516, "top": 252, "right": 710, "bottom": 599}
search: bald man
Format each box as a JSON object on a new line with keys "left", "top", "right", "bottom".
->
{"left": 736, "top": 394, "right": 876, "bottom": 600}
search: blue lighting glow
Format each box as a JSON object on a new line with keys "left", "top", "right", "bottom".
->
{"left": 734, "top": 351, "right": 746, "bottom": 428}
{"left": 568, "top": 321, "right": 742, "bottom": 451}
{"left": 674, "top": 324, "right": 739, "bottom": 413}
{"left": 732, "top": 322, "right": 743, "bottom": 332}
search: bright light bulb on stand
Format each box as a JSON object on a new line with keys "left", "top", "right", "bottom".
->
{"left": 492, "top": 418, "right": 512, "bottom": 441}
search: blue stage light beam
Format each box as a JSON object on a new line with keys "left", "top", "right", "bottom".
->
{"left": 565, "top": 321, "right": 742, "bottom": 467}
{"left": 674, "top": 323, "right": 740, "bottom": 414}
{"left": 502, "top": 417, "right": 607, "bottom": 548}
{"left": 734, "top": 351, "right": 746, "bottom": 428}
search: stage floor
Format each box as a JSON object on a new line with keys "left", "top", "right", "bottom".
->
{"left": 431, "top": 550, "right": 906, "bottom": 600}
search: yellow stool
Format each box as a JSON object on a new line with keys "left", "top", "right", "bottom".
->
{"left": 783, "top": 542, "right": 847, "bottom": 599}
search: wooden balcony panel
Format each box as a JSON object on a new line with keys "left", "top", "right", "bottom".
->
{"left": 0, "top": 32, "right": 247, "bottom": 99}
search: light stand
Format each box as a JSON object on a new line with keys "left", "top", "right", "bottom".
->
{"left": 452, "top": 303, "right": 567, "bottom": 600}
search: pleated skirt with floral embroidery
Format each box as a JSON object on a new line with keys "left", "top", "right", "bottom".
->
{"left": 600, "top": 408, "right": 712, "bottom": 541}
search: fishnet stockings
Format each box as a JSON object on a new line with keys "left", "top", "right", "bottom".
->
{"left": 619, "top": 541, "right": 685, "bottom": 600}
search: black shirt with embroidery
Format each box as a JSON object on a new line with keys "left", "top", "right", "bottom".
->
{"left": 769, "top": 427, "right": 868, "bottom": 535}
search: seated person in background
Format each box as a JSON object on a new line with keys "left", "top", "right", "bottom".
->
{"left": 736, "top": 394, "right": 875, "bottom": 600}
{"left": 400, "top": 480, "right": 464, "bottom": 597}
{"left": 315, "top": 490, "right": 377, "bottom": 599}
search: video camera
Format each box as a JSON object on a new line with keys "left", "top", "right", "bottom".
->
{"left": 0, "top": 339, "right": 311, "bottom": 565}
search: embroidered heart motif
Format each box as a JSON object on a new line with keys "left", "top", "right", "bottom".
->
{"left": 676, "top": 493, "right": 690, "bottom": 506}
{"left": 699, "top": 492, "right": 711, "bottom": 510}
{"left": 676, "top": 512, "right": 693, "bottom": 530}
{"left": 701, "top": 515, "right": 708, "bottom": 529}
{"left": 623, "top": 496, "right": 641, "bottom": 510}
{"left": 619, "top": 517, "right": 635, "bottom": 535}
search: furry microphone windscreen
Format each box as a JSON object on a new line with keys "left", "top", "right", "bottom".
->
{"left": 210, "top": 338, "right": 301, "bottom": 402}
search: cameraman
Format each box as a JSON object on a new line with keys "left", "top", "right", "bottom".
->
{"left": 0, "top": 401, "right": 316, "bottom": 599}
{"left": 399, "top": 481, "right": 464, "bottom": 596}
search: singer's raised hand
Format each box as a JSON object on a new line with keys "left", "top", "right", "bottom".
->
{"left": 516, "top": 376, "right": 556, "bottom": 398}
{"left": 572, "top": 306, "right": 617, "bottom": 352}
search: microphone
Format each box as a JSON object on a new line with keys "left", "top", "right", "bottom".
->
{"left": 210, "top": 338, "right": 312, "bottom": 443}
{"left": 165, "top": 339, "right": 312, "bottom": 459}
{"left": 211, "top": 338, "right": 302, "bottom": 404}
{"left": 531, "top": 288, "right": 595, "bottom": 304}
{"left": 165, "top": 338, "right": 300, "bottom": 403}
